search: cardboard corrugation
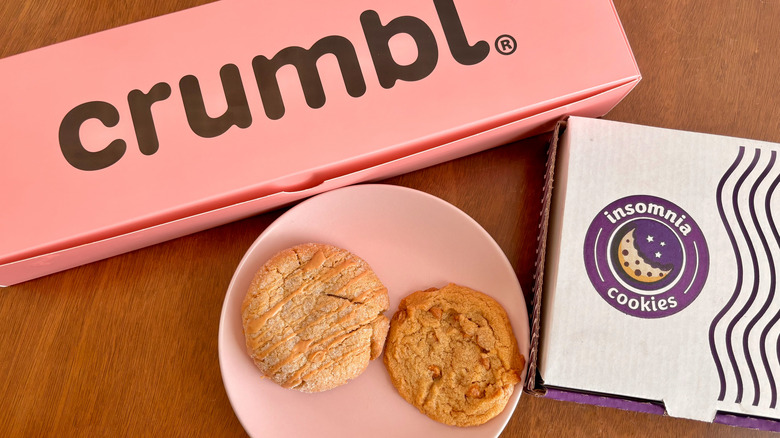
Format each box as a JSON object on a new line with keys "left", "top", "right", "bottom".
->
{"left": 524, "top": 119, "right": 563, "bottom": 395}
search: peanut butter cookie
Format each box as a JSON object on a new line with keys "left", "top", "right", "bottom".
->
{"left": 384, "top": 284, "right": 525, "bottom": 427}
{"left": 241, "top": 243, "right": 389, "bottom": 392}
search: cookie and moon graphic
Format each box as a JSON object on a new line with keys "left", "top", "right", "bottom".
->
{"left": 610, "top": 219, "right": 683, "bottom": 290}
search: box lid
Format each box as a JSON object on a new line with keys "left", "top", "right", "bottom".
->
{"left": 539, "top": 116, "right": 780, "bottom": 425}
{"left": 0, "top": 0, "right": 639, "bottom": 270}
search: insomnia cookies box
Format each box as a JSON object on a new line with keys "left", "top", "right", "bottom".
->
{"left": 536, "top": 116, "right": 780, "bottom": 430}
{"left": 0, "top": 0, "right": 639, "bottom": 286}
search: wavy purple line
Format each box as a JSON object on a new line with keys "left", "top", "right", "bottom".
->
{"left": 710, "top": 146, "right": 746, "bottom": 402}
{"left": 723, "top": 148, "right": 761, "bottom": 404}
{"left": 742, "top": 149, "right": 775, "bottom": 406}
{"left": 760, "top": 151, "right": 780, "bottom": 409}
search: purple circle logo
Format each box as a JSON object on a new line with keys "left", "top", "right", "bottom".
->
{"left": 583, "top": 195, "right": 709, "bottom": 318}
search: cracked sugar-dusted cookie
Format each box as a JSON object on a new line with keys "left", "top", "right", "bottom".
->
{"left": 241, "top": 243, "right": 389, "bottom": 392}
{"left": 384, "top": 284, "right": 525, "bottom": 427}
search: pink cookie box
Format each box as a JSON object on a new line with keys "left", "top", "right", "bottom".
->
{"left": 0, "top": 0, "right": 640, "bottom": 286}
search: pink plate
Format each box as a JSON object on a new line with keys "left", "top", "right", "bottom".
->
{"left": 218, "top": 184, "right": 530, "bottom": 437}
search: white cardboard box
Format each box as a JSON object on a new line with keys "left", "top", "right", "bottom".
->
{"left": 535, "top": 116, "right": 780, "bottom": 430}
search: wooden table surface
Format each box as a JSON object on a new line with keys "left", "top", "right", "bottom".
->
{"left": 2, "top": 0, "right": 779, "bottom": 436}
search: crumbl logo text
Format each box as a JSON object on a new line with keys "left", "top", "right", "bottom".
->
{"left": 583, "top": 195, "right": 710, "bottom": 318}
{"left": 58, "top": 0, "right": 516, "bottom": 171}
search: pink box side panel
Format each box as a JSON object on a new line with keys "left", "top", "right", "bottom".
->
{"left": 0, "top": 79, "right": 638, "bottom": 286}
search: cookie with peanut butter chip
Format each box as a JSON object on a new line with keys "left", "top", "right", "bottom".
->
{"left": 384, "top": 284, "right": 525, "bottom": 427}
{"left": 241, "top": 243, "right": 389, "bottom": 392}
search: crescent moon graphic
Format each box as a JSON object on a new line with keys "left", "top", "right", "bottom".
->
{"left": 617, "top": 228, "right": 673, "bottom": 283}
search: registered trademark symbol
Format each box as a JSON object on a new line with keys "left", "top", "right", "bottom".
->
{"left": 495, "top": 34, "right": 517, "bottom": 55}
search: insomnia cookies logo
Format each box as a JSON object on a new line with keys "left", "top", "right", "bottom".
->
{"left": 583, "top": 195, "right": 709, "bottom": 318}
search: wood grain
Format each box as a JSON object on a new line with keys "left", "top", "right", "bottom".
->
{"left": 1, "top": 0, "right": 778, "bottom": 436}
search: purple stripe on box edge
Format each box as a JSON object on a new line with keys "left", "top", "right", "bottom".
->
{"left": 544, "top": 388, "right": 780, "bottom": 432}
{"left": 544, "top": 388, "right": 665, "bottom": 415}
{"left": 714, "top": 413, "right": 780, "bottom": 432}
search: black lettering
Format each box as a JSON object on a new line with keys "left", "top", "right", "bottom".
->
{"left": 500, "top": 39, "right": 512, "bottom": 51}
{"left": 127, "top": 82, "right": 172, "bottom": 155}
{"left": 59, "top": 101, "right": 126, "bottom": 171}
{"left": 252, "top": 35, "right": 366, "bottom": 120}
{"left": 180, "top": 64, "right": 252, "bottom": 138}
{"left": 361, "top": 10, "right": 438, "bottom": 89}
{"left": 59, "top": 2, "right": 493, "bottom": 171}
{"left": 434, "top": 0, "right": 489, "bottom": 65}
